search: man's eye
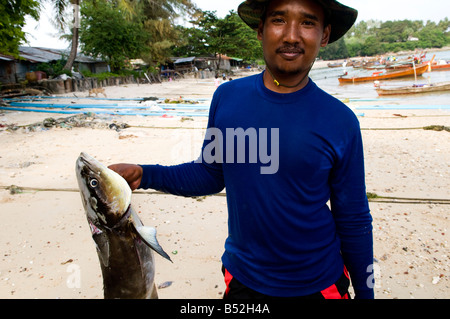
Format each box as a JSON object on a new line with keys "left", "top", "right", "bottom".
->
{"left": 271, "top": 18, "right": 285, "bottom": 24}
{"left": 302, "top": 20, "right": 316, "bottom": 26}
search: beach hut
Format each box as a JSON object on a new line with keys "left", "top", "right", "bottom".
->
{"left": 0, "top": 54, "right": 17, "bottom": 83}
{"left": 0, "top": 47, "right": 108, "bottom": 84}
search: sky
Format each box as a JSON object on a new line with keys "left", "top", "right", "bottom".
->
{"left": 23, "top": 0, "right": 450, "bottom": 49}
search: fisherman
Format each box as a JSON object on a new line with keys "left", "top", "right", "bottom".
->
{"left": 109, "top": 0, "right": 374, "bottom": 299}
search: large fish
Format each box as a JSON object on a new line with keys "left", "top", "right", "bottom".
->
{"left": 75, "top": 152, "right": 171, "bottom": 299}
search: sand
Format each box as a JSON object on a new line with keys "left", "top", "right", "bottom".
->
{"left": 0, "top": 69, "right": 449, "bottom": 299}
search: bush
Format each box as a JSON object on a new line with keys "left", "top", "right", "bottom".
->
{"left": 36, "top": 59, "right": 72, "bottom": 78}
{"left": 79, "top": 69, "right": 146, "bottom": 81}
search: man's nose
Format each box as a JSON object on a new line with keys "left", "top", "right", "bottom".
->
{"left": 283, "top": 22, "right": 301, "bottom": 43}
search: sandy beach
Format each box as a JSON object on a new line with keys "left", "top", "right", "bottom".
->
{"left": 0, "top": 69, "right": 449, "bottom": 299}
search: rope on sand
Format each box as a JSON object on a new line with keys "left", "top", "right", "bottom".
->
{"left": 366, "top": 192, "right": 450, "bottom": 205}
{"left": 361, "top": 125, "right": 450, "bottom": 131}
{"left": 111, "top": 124, "right": 450, "bottom": 131}
{"left": 2, "top": 185, "right": 449, "bottom": 205}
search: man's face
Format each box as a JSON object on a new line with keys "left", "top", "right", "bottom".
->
{"left": 257, "top": 0, "right": 331, "bottom": 78}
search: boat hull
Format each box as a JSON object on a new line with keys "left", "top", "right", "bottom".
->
{"left": 339, "top": 64, "right": 429, "bottom": 84}
{"left": 431, "top": 63, "right": 450, "bottom": 71}
{"left": 376, "top": 82, "right": 450, "bottom": 96}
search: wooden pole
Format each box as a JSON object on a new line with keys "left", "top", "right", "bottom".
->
{"left": 413, "top": 60, "right": 417, "bottom": 84}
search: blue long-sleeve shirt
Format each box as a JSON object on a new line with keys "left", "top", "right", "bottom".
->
{"left": 139, "top": 73, "right": 374, "bottom": 298}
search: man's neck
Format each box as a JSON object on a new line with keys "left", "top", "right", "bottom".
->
{"left": 263, "top": 68, "right": 311, "bottom": 93}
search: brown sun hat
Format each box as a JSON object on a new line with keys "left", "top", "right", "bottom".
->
{"left": 238, "top": 0, "right": 358, "bottom": 43}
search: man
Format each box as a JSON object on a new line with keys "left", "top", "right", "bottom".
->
{"left": 110, "top": 0, "right": 374, "bottom": 299}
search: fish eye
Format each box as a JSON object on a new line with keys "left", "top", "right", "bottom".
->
{"left": 89, "top": 179, "right": 99, "bottom": 188}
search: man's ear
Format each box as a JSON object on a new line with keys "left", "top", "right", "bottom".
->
{"left": 257, "top": 20, "right": 264, "bottom": 41}
{"left": 321, "top": 24, "right": 331, "bottom": 47}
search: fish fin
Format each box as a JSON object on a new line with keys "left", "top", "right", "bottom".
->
{"left": 134, "top": 224, "right": 172, "bottom": 263}
{"left": 92, "top": 232, "right": 110, "bottom": 267}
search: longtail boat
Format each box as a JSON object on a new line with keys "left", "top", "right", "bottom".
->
{"left": 328, "top": 62, "right": 344, "bottom": 68}
{"left": 338, "top": 63, "right": 429, "bottom": 84}
{"left": 375, "top": 81, "right": 450, "bottom": 96}
{"left": 430, "top": 61, "right": 450, "bottom": 71}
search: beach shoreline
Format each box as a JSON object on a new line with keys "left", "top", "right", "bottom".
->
{"left": 0, "top": 71, "right": 449, "bottom": 299}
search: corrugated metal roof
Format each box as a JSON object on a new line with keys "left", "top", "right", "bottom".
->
{"left": 0, "top": 54, "right": 14, "bottom": 61}
{"left": 74, "top": 55, "right": 104, "bottom": 64}
{"left": 19, "top": 47, "right": 62, "bottom": 62}
{"left": 17, "top": 47, "right": 104, "bottom": 64}
{"left": 174, "top": 57, "right": 196, "bottom": 64}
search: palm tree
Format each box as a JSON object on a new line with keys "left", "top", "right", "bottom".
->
{"left": 48, "top": 0, "right": 78, "bottom": 71}
{"left": 63, "top": 0, "right": 79, "bottom": 71}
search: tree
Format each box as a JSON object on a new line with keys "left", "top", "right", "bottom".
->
{"left": 172, "top": 25, "right": 210, "bottom": 57}
{"left": 79, "top": 0, "right": 149, "bottom": 71}
{"left": 220, "top": 11, "right": 263, "bottom": 62}
{"left": 48, "top": 0, "right": 76, "bottom": 70}
{"left": 63, "top": 0, "right": 79, "bottom": 71}
{"left": 50, "top": 0, "right": 132, "bottom": 71}
{"left": 172, "top": 10, "right": 263, "bottom": 63}
{"left": 343, "top": 18, "right": 450, "bottom": 58}
{"left": 319, "top": 38, "right": 349, "bottom": 60}
{"left": 362, "top": 36, "right": 382, "bottom": 56}
{"left": 0, "top": 0, "right": 40, "bottom": 57}
{"left": 52, "top": 0, "right": 197, "bottom": 71}
{"left": 77, "top": 0, "right": 197, "bottom": 70}
{"left": 139, "top": 0, "right": 199, "bottom": 65}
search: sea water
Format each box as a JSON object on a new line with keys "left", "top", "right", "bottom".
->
{"left": 310, "top": 50, "right": 450, "bottom": 109}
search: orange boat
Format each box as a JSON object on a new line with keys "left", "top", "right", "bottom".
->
{"left": 338, "top": 63, "right": 429, "bottom": 84}
{"left": 430, "top": 61, "right": 450, "bottom": 71}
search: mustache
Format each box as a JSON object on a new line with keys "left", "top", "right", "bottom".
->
{"left": 276, "top": 45, "right": 305, "bottom": 54}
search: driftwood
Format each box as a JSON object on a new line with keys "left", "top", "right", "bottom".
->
{"left": 0, "top": 87, "right": 50, "bottom": 98}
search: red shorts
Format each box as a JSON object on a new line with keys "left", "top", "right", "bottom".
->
{"left": 222, "top": 266, "right": 350, "bottom": 299}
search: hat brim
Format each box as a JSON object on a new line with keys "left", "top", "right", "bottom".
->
{"left": 238, "top": 0, "right": 358, "bottom": 44}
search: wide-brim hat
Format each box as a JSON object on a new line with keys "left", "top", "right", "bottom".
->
{"left": 238, "top": 0, "right": 358, "bottom": 43}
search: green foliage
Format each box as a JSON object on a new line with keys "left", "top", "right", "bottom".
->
{"left": 172, "top": 10, "right": 263, "bottom": 63}
{"left": 81, "top": 69, "right": 147, "bottom": 81}
{"left": 136, "top": 0, "right": 198, "bottom": 65}
{"left": 342, "top": 18, "right": 450, "bottom": 59}
{"left": 80, "top": 71, "right": 120, "bottom": 81}
{"left": 77, "top": 0, "right": 197, "bottom": 68}
{"left": 79, "top": 0, "right": 149, "bottom": 72}
{"left": 0, "top": 0, "right": 40, "bottom": 57}
{"left": 36, "top": 58, "right": 71, "bottom": 77}
{"left": 319, "top": 38, "right": 349, "bottom": 60}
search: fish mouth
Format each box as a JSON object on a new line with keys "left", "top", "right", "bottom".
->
{"left": 78, "top": 152, "right": 101, "bottom": 172}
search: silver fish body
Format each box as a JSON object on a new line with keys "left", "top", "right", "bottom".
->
{"left": 75, "top": 152, "right": 171, "bottom": 299}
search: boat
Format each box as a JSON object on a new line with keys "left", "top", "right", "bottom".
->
{"left": 375, "top": 81, "right": 450, "bottom": 96}
{"left": 385, "top": 62, "right": 417, "bottom": 70}
{"left": 430, "top": 60, "right": 450, "bottom": 71}
{"left": 328, "top": 62, "right": 344, "bottom": 68}
{"left": 338, "top": 63, "right": 429, "bottom": 84}
{"left": 327, "top": 60, "right": 356, "bottom": 68}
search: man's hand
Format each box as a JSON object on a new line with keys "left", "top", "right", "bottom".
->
{"left": 108, "top": 163, "right": 143, "bottom": 191}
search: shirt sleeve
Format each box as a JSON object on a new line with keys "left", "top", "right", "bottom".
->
{"left": 137, "top": 90, "right": 225, "bottom": 197}
{"left": 329, "top": 120, "right": 374, "bottom": 299}
{"left": 138, "top": 161, "right": 225, "bottom": 197}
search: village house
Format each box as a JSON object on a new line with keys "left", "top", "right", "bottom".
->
{"left": 0, "top": 46, "right": 108, "bottom": 84}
